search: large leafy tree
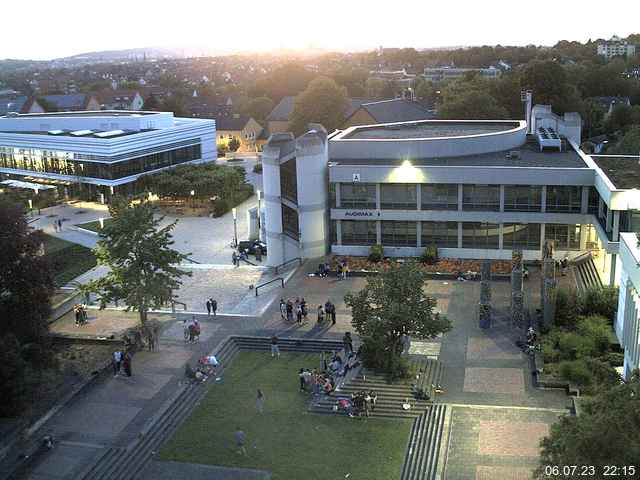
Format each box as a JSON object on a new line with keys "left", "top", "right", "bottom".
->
{"left": 243, "top": 96, "right": 274, "bottom": 123}
{"left": 289, "top": 76, "right": 349, "bottom": 136}
{"left": 0, "top": 200, "right": 54, "bottom": 343}
{"left": 609, "top": 125, "right": 640, "bottom": 154}
{"left": 536, "top": 373, "right": 640, "bottom": 477}
{"left": 86, "top": 198, "right": 190, "bottom": 325}
{"left": 345, "top": 262, "right": 451, "bottom": 374}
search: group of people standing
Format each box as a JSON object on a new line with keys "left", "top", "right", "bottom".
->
{"left": 112, "top": 349, "right": 132, "bottom": 377}
{"left": 183, "top": 316, "right": 201, "bottom": 343}
{"left": 279, "top": 298, "right": 337, "bottom": 326}
{"left": 73, "top": 304, "right": 88, "bottom": 326}
{"left": 205, "top": 298, "right": 217, "bottom": 316}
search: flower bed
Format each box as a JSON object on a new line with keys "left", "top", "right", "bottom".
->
{"left": 329, "top": 255, "right": 512, "bottom": 275}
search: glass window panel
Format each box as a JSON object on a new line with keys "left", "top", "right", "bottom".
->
{"left": 340, "top": 183, "right": 376, "bottom": 209}
{"left": 381, "top": 221, "right": 417, "bottom": 247}
{"left": 462, "top": 185, "right": 500, "bottom": 211}
{"left": 545, "top": 224, "right": 581, "bottom": 250}
{"left": 280, "top": 158, "right": 297, "bottom": 204}
{"left": 380, "top": 184, "right": 417, "bottom": 210}
{"left": 421, "top": 184, "right": 458, "bottom": 210}
{"left": 504, "top": 185, "right": 542, "bottom": 212}
{"left": 421, "top": 221, "right": 458, "bottom": 248}
{"left": 503, "top": 224, "right": 541, "bottom": 250}
{"left": 461, "top": 222, "right": 499, "bottom": 248}
{"left": 281, "top": 204, "right": 299, "bottom": 240}
{"left": 546, "top": 186, "right": 582, "bottom": 213}
{"left": 341, "top": 220, "right": 377, "bottom": 245}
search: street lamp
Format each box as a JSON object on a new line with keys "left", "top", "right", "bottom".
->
{"left": 232, "top": 207, "right": 238, "bottom": 248}
{"left": 256, "top": 189, "right": 261, "bottom": 230}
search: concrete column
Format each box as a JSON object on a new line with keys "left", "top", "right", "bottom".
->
{"left": 375, "top": 183, "right": 381, "bottom": 210}
{"left": 499, "top": 185, "right": 505, "bottom": 212}
{"left": 610, "top": 253, "right": 617, "bottom": 286}
{"left": 598, "top": 197, "right": 603, "bottom": 219}
{"left": 540, "top": 224, "right": 546, "bottom": 257}
{"left": 416, "top": 184, "right": 422, "bottom": 211}
{"left": 296, "top": 127, "right": 329, "bottom": 260}
{"left": 458, "top": 184, "right": 463, "bottom": 211}
{"left": 613, "top": 211, "right": 620, "bottom": 241}
{"left": 417, "top": 221, "right": 422, "bottom": 248}
{"left": 498, "top": 224, "right": 504, "bottom": 250}
{"left": 335, "top": 183, "right": 341, "bottom": 208}
{"left": 336, "top": 220, "right": 342, "bottom": 246}
{"left": 541, "top": 186, "right": 547, "bottom": 213}
{"left": 261, "top": 133, "right": 294, "bottom": 267}
{"left": 606, "top": 207, "right": 612, "bottom": 232}
{"left": 457, "top": 222, "right": 462, "bottom": 248}
{"left": 376, "top": 220, "right": 382, "bottom": 244}
{"left": 580, "top": 224, "right": 588, "bottom": 250}
{"left": 581, "top": 186, "right": 589, "bottom": 214}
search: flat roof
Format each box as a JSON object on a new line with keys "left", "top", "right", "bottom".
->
{"left": 330, "top": 141, "right": 587, "bottom": 169}
{"left": 592, "top": 155, "right": 640, "bottom": 189}
{"left": 0, "top": 129, "right": 154, "bottom": 139}
{"left": 8, "top": 110, "right": 158, "bottom": 118}
{"left": 341, "top": 120, "right": 521, "bottom": 140}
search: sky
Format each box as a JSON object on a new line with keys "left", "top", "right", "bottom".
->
{"left": 2, "top": 0, "right": 640, "bottom": 60}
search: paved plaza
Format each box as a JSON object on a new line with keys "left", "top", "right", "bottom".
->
{"left": 19, "top": 259, "right": 572, "bottom": 479}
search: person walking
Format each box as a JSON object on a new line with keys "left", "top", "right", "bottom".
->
{"left": 317, "top": 305, "right": 324, "bottom": 323}
{"left": 206, "top": 299, "right": 212, "bottom": 315}
{"left": 122, "top": 351, "right": 132, "bottom": 377}
{"left": 300, "top": 298, "right": 308, "bottom": 321}
{"left": 211, "top": 298, "right": 217, "bottom": 317}
{"left": 57, "top": 219, "right": 63, "bottom": 231}
{"left": 53, "top": 220, "right": 58, "bottom": 232}
{"left": 271, "top": 335, "right": 280, "bottom": 358}
{"left": 296, "top": 305, "right": 303, "bottom": 324}
{"left": 343, "top": 332, "right": 353, "bottom": 355}
{"left": 112, "top": 350, "right": 122, "bottom": 376}
{"left": 286, "top": 300, "right": 293, "bottom": 322}
{"left": 256, "top": 389, "right": 265, "bottom": 414}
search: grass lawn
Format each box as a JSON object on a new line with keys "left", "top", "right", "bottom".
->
{"left": 75, "top": 218, "right": 112, "bottom": 232}
{"left": 43, "top": 234, "right": 97, "bottom": 286}
{"left": 160, "top": 352, "right": 412, "bottom": 480}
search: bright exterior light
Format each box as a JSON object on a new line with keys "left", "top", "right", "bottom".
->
{"left": 110, "top": 186, "right": 114, "bottom": 195}
{"left": 34, "top": 187, "right": 39, "bottom": 195}
{"left": 257, "top": 189, "right": 261, "bottom": 199}
{"left": 190, "top": 190, "right": 195, "bottom": 196}
{"left": 28, "top": 199, "right": 33, "bottom": 209}
{"left": 232, "top": 207, "right": 237, "bottom": 220}
{"left": 402, "top": 160, "right": 412, "bottom": 167}
{"left": 388, "top": 159, "right": 424, "bottom": 183}
{"left": 99, "top": 217, "right": 104, "bottom": 229}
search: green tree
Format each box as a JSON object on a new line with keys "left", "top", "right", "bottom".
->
{"left": 228, "top": 137, "right": 241, "bottom": 152}
{"left": 439, "top": 89, "right": 508, "bottom": 119}
{"left": 86, "top": 199, "right": 191, "bottom": 325}
{"left": 244, "top": 96, "right": 274, "bottom": 123}
{"left": 0, "top": 200, "right": 54, "bottom": 343}
{"left": 520, "top": 60, "right": 583, "bottom": 114}
{"left": 289, "top": 76, "right": 348, "bottom": 136}
{"left": 345, "top": 262, "right": 451, "bottom": 376}
{"left": 610, "top": 125, "right": 640, "bottom": 154}
{"left": 536, "top": 374, "right": 640, "bottom": 477}
{"left": 160, "top": 95, "right": 187, "bottom": 117}
{"left": 0, "top": 334, "right": 28, "bottom": 416}
{"left": 248, "top": 63, "right": 315, "bottom": 102}
{"left": 143, "top": 94, "right": 160, "bottom": 110}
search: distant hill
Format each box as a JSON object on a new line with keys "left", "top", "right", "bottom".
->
{"left": 53, "top": 46, "right": 235, "bottom": 64}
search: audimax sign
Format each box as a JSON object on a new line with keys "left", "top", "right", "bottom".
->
{"left": 344, "top": 210, "right": 381, "bottom": 217}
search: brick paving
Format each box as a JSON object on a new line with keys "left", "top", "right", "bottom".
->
{"left": 478, "top": 421, "right": 550, "bottom": 456}
{"left": 463, "top": 367, "right": 526, "bottom": 395}
{"left": 475, "top": 466, "right": 533, "bottom": 480}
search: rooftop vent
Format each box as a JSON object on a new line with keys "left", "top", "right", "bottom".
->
{"left": 48, "top": 130, "right": 65, "bottom": 135}
{"left": 70, "top": 130, "right": 94, "bottom": 136}
{"left": 94, "top": 129, "right": 125, "bottom": 138}
{"left": 6, "top": 112, "right": 19, "bottom": 118}
{"left": 506, "top": 150, "right": 521, "bottom": 159}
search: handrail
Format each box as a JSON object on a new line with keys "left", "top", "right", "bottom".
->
{"left": 255, "top": 277, "right": 284, "bottom": 296}
{"left": 240, "top": 257, "right": 258, "bottom": 266}
{"left": 274, "top": 257, "right": 303, "bottom": 274}
{"left": 185, "top": 256, "right": 201, "bottom": 264}
{"left": 171, "top": 300, "right": 187, "bottom": 313}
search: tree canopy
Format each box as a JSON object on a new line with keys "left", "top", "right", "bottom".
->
{"left": 536, "top": 374, "right": 640, "bottom": 476}
{"left": 243, "top": 96, "right": 274, "bottom": 123}
{"left": 85, "top": 199, "right": 191, "bottom": 325}
{"left": 345, "top": 262, "right": 451, "bottom": 375}
{"left": 609, "top": 125, "right": 640, "bottom": 154}
{"left": 289, "top": 76, "right": 349, "bottom": 136}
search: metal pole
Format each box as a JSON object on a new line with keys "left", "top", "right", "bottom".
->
{"left": 232, "top": 207, "right": 238, "bottom": 248}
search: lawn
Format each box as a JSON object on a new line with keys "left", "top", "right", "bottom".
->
{"left": 43, "top": 234, "right": 97, "bottom": 286}
{"left": 75, "top": 218, "right": 112, "bottom": 232}
{"left": 160, "top": 352, "right": 412, "bottom": 480}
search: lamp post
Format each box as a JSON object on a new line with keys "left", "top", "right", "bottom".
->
{"left": 232, "top": 207, "right": 238, "bottom": 248}
{"left": 190, "top": 189, "right": 195, "bottom": 208}
{"left": 256, "top": 189, "right": 261, "bottom": 230}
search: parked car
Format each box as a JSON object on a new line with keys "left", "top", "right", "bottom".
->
{"left": 238, "top": 240, "right": 267, "bottom": 256}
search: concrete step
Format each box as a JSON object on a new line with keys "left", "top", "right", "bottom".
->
{"left": 400, "top": 404, "right": 448, "bottom": 480}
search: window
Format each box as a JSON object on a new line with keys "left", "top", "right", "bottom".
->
{"left": 341, "top": 220, "right": 377, "bottom": 245}
{"left": 421, "top": 184, "right": 458, "bottom": 210}
{"left": 281, "top": 204, "right": 299, "bottom": 240}
{"left": 503, "top": 224, "right": 541, "bottom": 250}
{"left": 340, "top": 183, "right": 376, "bottom": 209}
{"left": 380, "top": 184, "right": 417, "bottom": 209}
{"left": 588, "top": 187, "right": 600, "bottom": 215}
{"left": 330, "top": 220, "right": 337, "bottom": 245}
{"left": 546, "top": 186, "right": 581, "bottom": 213}
{"left": 462, "top": 185, "right": 499, "bottom": 211}
{"left": 280, "top": 158, "right": 297, "bottom": 204}
{"left": 329, "top": 183, "right": 336, "bottom": 209}
{"left": 461, "top": 222, "right": 499, "bottom": 249}
{"left": 504, "top": 186, "right": 542, "bottom": 212}
{"left": 421, "top": 222, "right": 458, "bottom": 248}
{"left": 545, "top": 224, "right": 581, "bottom": 250}
{"left": 381, "top": 221, "right": 417, "bottom": 247}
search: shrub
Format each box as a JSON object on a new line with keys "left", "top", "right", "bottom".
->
{"left": 581, "top": 286, "right": 619, "bottom": 324}
{"left": 228, "top": 137, "right": 241, "bottom": 152}
{"left": 253, "top": 162, "right": 263, "bottom": 173}
{"left": 583, "top": 358, "right": 620, "bottom": 391}
{"left": 604, "top": 352, "right": 625, "bottom": 367}
{"left": 359, "top": 334, "right": 387, "bottom": 370}
{"left": 0, "top": 334, "right": 28, "bottom": 416}
{"left": 217, "top": 144, "right": 228, "bottom": 157}
{"left": 386, "top": 354, "right": 410, "bottom": 381}
{"left": 554, "top": 289, "right": 581, "bottom": 329}
{"left": 576, "top": 315, "right": 611, "bottom": 355}
{"left": 368, "top": 244, "right": 384, "bottom": 263}
{"left": 559, "top": 360, "right": 592, "bottom": 386}
{"left": 420, "top": 244, "right": 438, "bottom": 265}
{"left": 556, "top": 331, "right": 597, "bottom": 360}
{"left": 212, "top": 198, "right": 230, "bottom": 217}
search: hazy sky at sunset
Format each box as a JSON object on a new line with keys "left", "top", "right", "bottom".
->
{"left": 2, "top": 0, "right": 639, "bottom": 60}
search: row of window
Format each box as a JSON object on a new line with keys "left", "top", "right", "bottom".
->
{"left": 0, "top": 144, "right": 202, "bottom": 180}
{"left": 337, "top": 183, "right": 587, "bottom": 213}
{"left": 338, "top": 220, "right": 585, "bottom": 250}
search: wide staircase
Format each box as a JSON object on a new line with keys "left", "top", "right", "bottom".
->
{"left": 572, "top": 253, "right": 603, "bottom": 293}
{"left": 400, "top": 404, "right": 448, "bottom": 480}
{"left": 76, "top": 336, "right": 343, "bottom": 480}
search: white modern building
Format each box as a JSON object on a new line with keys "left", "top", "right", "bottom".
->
{"left": 597, "top": 35, "right": 636, "bottom": 59}
{"left": 616, "top": 232, "right": 640, "bottom": 379}
{"left": 423, "top": 66, "right": 501, "bottom": 82}
{"left": 0, "top": 110, "right": 216, "bottom": 197}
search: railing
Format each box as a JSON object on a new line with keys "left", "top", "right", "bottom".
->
{"left": 185, "top": 256, "right": 201, "bottom": 264}
{"left": 240, "top": 256, "right": 258, "bottom": 266}
{"left": 255, "top": 277, "right": 284, "bottom": 296}
{"left": 274, "top": 257, "right": 303, "bottom": 274}
{"left": 171, "top": 300, "right": 188, "bottom": 312}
